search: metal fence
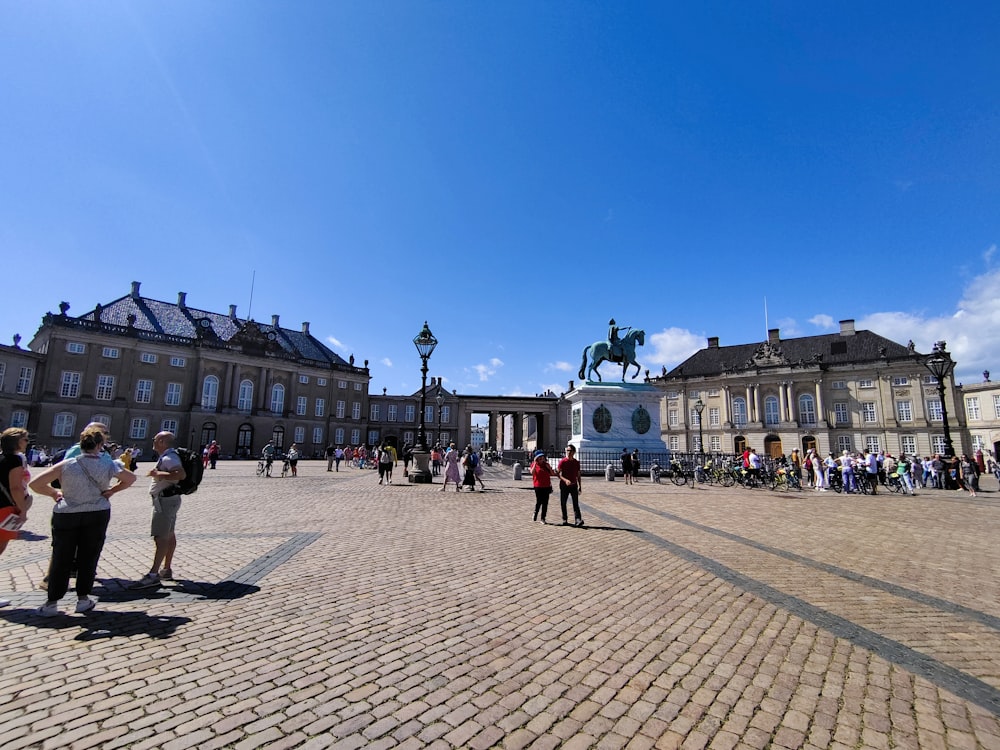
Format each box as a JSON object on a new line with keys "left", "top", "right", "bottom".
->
{"left": 500, "top": 450, "right": 743, "bottom": 476}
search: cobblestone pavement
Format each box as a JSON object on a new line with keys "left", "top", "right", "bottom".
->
{"left": 2, "top": 461, "right": 999, "bottom": 749}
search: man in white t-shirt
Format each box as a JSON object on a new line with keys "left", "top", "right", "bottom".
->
{"left": 131, "top": 432, "right": 186, "bottom": 589}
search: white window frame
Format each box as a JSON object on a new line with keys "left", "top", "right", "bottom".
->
{"left": 966, "top": 396, "right": 981, "bottom": 420}
{"left": 763, "top": 396, "right": 779, "bottom": 427}
{"left": 834, "top": 402, "right": 849, "bottom": 425}
{"left": 312, "top": 427, "right": 323, "bottom": 444}
{"left": 170, "top": 356, "right": 186, "bottom": 367}
{"left": 317, "top": 378, "right": 327, "bottom": 387}
{"left": 60, "top": 371, "right": 82, "bottom": 398}
{"left": 66, "top": 342, "right": 86, "bottom": 354}
{"left": 17, "top": 367, "right": 33, "bottom": 395}
{"left": 299, "top": 375, "right": 309, "bottom": 384}
{"left": 350, "top": 429, "right": 360, "bottom": 444}
{"left": 900, "top": 435, "right": 916, "bottom": 454}
{"left": 336, "top": 400, "right": 346, "bottom": 418}
{"left": 354, "top": 383, "right": 362, "bottom": 391}
{"left": 798, "top": 395, "right": 816, "bottom": 426}
{"left": 405, "top": 405, "right": 415, "bottom": 422}
{"left": 53, "top": 412, "right": 76, "bottom": 437}
{"left": 708, "top": 407, "right": 720, "bottom": 427}
{"left": 238, "top": 380, "right": 254, "bottom": 412}
{"left": 10, "top": 410, "right": 27, "bottom": 428}
{"left": 858, "top": 379, "right": 875, "bottom": 389}
{"left": 161, "top": 419, "right": 178, "bottom": 434}
{"left": 352, "top": 402, "right": 361, "bottom": 419}
{"left": 130, "top": 418, "right": 149, "bottom": 440}
{"left": 831, "top": 380, "right": 847, "bottom": 390}
{"left": 441, "top": 405, "right": 451, "bottom": 423}
{"left": 202, "top": 376, "right": 219, "bottom": 409}
{"left": 165, "top": 382, "right": 182, "bottom": 407}
{"left": 367, "top": 430, "right": 379, "bottom": 445}
{"left": 865, "top": 435, "right": 881, "bottom": 453}
{"left": 335, "top": 428, "right": 345, "bottom": 444}
{"left": 294, "top": 426, "right": 306, "bottom": 443}
{"left": 297, "top": 396, "right": 308, "bottom": 416}
{"left": 927, "top": 398, "right": 943, "bottom": 421}
{"left": 140, "top": 352, "right": 158, "bottom": 364}
{"left": 387, "top": 404, "right": 397, "bottom": 422}
{"left": 135, "top": 379, "right": 153, "bottom": 404}
{"left": 668, "top": 409, "right": 678, "bottom": 428}
{"left": 892, "top": 376, "right": 909, "bottom": 386}
{"left": 837, "top": 435, "right": 853, "bottom": 453}
{"left": 896, "top": 400, "right": 912, "bottom": 422}
{"left": 732, "top": 398, "right": 748, "bottom": 428}
{"left": 338, "top": 380, "right": 347, "bottom": 389}
{"left": 270, "top": 384, "right": 285, "bottom": 414}
{"left": 861, "top": 401, "right": 877, "bottom": 423}
{"left": 370, "top": 404, "right": 381, "bottom": 420}
{"left": 315, "top": 398, "right": 325, "bottom": 418}
{"left": 96, "top": 374, "right": 115, "bottom": 401}
{"left": 102, "top": 347, "right": 119, "bottom": 359}
{"left": 709, "top": 435, "right": 721, "bottom": 451}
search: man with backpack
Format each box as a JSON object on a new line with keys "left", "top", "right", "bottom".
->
{"left": 131, "top": 432, "right": 187, "bottom": 589}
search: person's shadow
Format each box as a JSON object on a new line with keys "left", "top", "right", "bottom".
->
{"left": 0, "top": 607, "right": 189, "bottom": 640}
{"left": 94, "top": 577, "right": 261, "bottom": 602}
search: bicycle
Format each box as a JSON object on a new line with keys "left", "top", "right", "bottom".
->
{"left": 281, "top": 458, "right": 290, "bottom": 478}
{"left": 257, "top": 458, "right": 272, "bottom": 478}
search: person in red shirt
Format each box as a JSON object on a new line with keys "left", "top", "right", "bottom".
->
{"left": 531, "top": 451, "right": 556, "bottom": 523}
{"left": 557, "top": 445, "right": 584, "bottom": 527}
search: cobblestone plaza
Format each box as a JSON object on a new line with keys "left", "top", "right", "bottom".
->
{"left": 1, "top": 462, "right": 999, "bottom": 749}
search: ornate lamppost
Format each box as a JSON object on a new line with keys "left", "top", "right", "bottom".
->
{"left": 694, "top": 398, "right": 705, "bottom": 463}
{"left": 409, "top": 322, "right": 438, "bottom": 483}
{"left": 435, "top": 387, "right": 444, "bottom": 474}
{"left": 921, "top": 341, "right": 956, "bottom": 457}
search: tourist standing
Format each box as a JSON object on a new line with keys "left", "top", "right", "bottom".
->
{"left": 441, "top": 442, "right": 462, "bottom": 492}
{"left": 557, "top": 445, "right": 583, "bottom": 527}
{"left": 130, "top": 432, "right": 186, "bottom": 589}
{"left": 531, "top": 451, "right": 556, "bottom": 523}
{"left": 0, "top": 428, "right": 33, "bottom": 607}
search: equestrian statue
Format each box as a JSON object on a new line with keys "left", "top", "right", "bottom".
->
{"left": 579, "top": 318, "right": 645, "bottom": 382}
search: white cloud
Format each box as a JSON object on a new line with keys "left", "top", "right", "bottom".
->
{"left": 808, "top": 314, "right": 835, "bottom": 329}
{"left": 984, "top": 244, "right": 997, "bottom": 264}
{"left": 545, "top": 361, "right": 573, "bottom": 372}
{"left": 471, "top": 358, "right": 504, "bottom": 382}
{"left": 856, "top": 267, "right": 1000, "bottom": 384}
{"left": 645, "top": 327, "right": 705, "bottom": 368}
{"left": 380, "top": 357, "right": 392, "bottom": 367}
{"left": 774, "top": 317, "right": 801, "bottom": 337}
{"left": 326, "top": 336, "right": 347, "bottom": 351}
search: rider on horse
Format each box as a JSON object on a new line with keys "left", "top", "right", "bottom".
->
{"left": 608, "top": 319, "right": 631, "bottom": 363}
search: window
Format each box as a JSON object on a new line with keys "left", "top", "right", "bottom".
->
{"left": 237, "top": 424, "right": 253, "bottom": 453}
{"left": 387, "top": 404, "right": 397, "bottom": 422}
{"left": 368, "top": 430, "right": 379, "bottom": 445}
{"left": 135, "top": 379, "right": 153, "bottom": 404}
{"left": 170, "top": 356, "right": 186, "bottom": 367}
{"left": 798, "top": 395, "right": 816, "bottom": 425}
{"left": 668, "top": 409, "right": 678, "bottom": 427}
{"left": 972, "top": 435, "right": 985, "bottom": 451}
{"left": 313, "top": 427, "right": 323, "bottom": 444}
{"left": 690, "top": 407, "right": 702, "bottom": 426}
{"left": 272, "top": 426, "right": 285, "bottom": 449}
{"left": 424, "top": 405, "right": 434, "bottom": 423}
{"left": 763, "top": 396, "right": 779, "bottom": 426}
{"left": 709, "top": 407, "right": 720, "bottom": 427}
{"left": 710, "top": 436, "right": 721, "bottom": 451}
{"left": 403, "top": 431, "right": 414, "bottom": 445}
{"left": 315, "top": 398, "right": 325, "bottom": 417}
{"left": 0, "top": 363, "right": 5, "bottom": 390}
{"left": 351, "top": 402, "right": 361, "bottom": 419}
{"left": 60, "top": 371, "right": 82, "bottom": 398}
{"left": 354, "top": 383, "right": 362, "bottom": 391}
{"left": 966, "top": 397, "right": 981, "bottom": 420}
{"left": 665, "top": 391, "right": 679, "bottom": 399}
{"left": 439, "top": 432, "right": 450, "bottom": 445}
{"left": 858, "top": 379, "right": 875, "bottom": 389}
{"left": 692, "top": 435, "right": 702, "bottom": 451}
{"left": 299, "top": 374, "right": 309, "bottom": 384}
{"left": 865, "top": 436, "right": 880, "bottom": 453}
{"left": 96, "top": 374, "right": 115, "bottom": 401}
{"left": 53, "top": 412, "right": 76, "bottom": 437}
{"left": 370, "top": 404, "right": 381, "bottom": 420}
{"left": 861, "top": 402, "right": 877, "bottom": 423}
{"left": 202, "top": 376, "right": 219, "bottom": 409}
{"left": 335, "top": 428, "right": 345, "bottom": 444}
{"left": 441, "top": 406, "right": 451, "bottom": 423}
{"left": 350, "top": 429, "right": 360, "bottom": 444}
{"left": 16, "top": 367, "right": 32, "bottom": 395}
{"left": 931, "top": 435, "right": 947, "bottom": 454}
{"left": 90, "top": 415, "right": 110, "bottom": 429}
{"left": 669, "top": 436, "right": 679, "bottom": 450}
{"left": 994, "top": 395, "right": 1000, "bottom": 419}
{"left": 336, "top": 400, "right": 345, "bottom": 418}
{"left": 140, "top": 352, "right": 158, "bottom": 364}
{"left": 165, "top": 383, "right": 182, "bottom": 407}
{"left": 102, "top": 347, "right": 119, "bottom": 359}
{"left": 238, "top": 380, "right": 254, "bottom": 411}
{"left": 892, "top": 376, "right": 909, "bottom": 386}
{"left": 732, "top": 398, "right": 747, "bottom": 428}
{"left": 834, "top": 402, "right": 849, "bottom": 425}
{"left": 831, "top": 380, "right": 847, "bottom": 390}
{"left": 294, "top": 426, "right": 305, "bottom": 443}
{"left": 66, "top": 342, "right": 85, "bottom": 354}
{"left": 297, "top": 396, "right": 308, "bottom": 416}
{"left": 338, "top": 380, "right": 347, "bottom": 389}
{"left": 10, "top": 410, "right": 27, "bottom": 428}
{"left": 161, "top": 419, "right": 178, "bottom": 434}
{"left": 128, "top": 417, "right": 149, "bottom": 440}
{"left": 317, "top": 378, "right": 327, "bottom": 386}
{"left": 900, "top": 435, "right": 916, "bottom": 454}
{"left": 927, "top": 398, "right": 943, "bottom": 421}
{"left": 688, "top": 390, "right": 700, "bottom": 399}
{"left": 896, "top": 400, "right": 912, "bottom": 422}
{"left": 707, "top": 389, "right": 719, "bottom": 397}
{"left": 270, "top": 384, "right": 285, "bottom": 414}
{"left": 837, "top": 436, "right": 852, "bottom": 453}
{"left": 923, "top": 374, "right": 938, "bottom": 384}
{"left": 405, "top": 405, "right": 415, "bottom": 422}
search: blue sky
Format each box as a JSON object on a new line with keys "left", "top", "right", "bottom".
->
{"left": 3, "top": 2, "right": 998, "bottom": 395}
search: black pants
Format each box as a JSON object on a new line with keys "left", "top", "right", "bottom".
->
{"left": 560, "top": 484, "right": 581, "bottom": 523}
{"left": 48, "top": 509, "right": 111, "bottom": 601}
{"left": 533, "top": 487, "right": 551, "bottom": 521}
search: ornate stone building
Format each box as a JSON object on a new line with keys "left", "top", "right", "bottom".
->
{"left": 24, "top": 282, "right": 370, "bottom": 457}
{"left": 649, "top": 320, "right": 963, "bottom": 459}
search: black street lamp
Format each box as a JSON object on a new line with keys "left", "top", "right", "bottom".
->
{"left": 409, "top": 322, "right": 438, "bottom": 483}
{"left": 921, "top": 341, "right": 956, "bottom": 457}
{"left": 435, "top": 387, "right": 445, "bottom": 474}
{"left": 693, "top": 398, "right": 705, "bottom": 463}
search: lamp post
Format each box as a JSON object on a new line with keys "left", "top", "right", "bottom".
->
{"left": 435, "top": 387, "right": 444, "bottom": 474}
{"left": 409, "top": 321, "right": 438, "bottom": 483}
{"left": 921, "top": 341, "right": 956, "bottom": 457}
{"left": 694, "top": 398, "right": 705, "bottom": 465}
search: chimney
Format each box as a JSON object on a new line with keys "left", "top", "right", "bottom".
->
{"left": 707, "top": 337, "right": 719, "bottom": 349}
{"left": 768, "top": 328, "right": 780, "bottom": 344}
{"left": 130, "top": 281, "right": 141, "bottom": 299}
{"left": 839, "top": 319, "right": 856, "bottom": 336}
{"left": 568, "top": 380, "right": 575, "bottom": 392}
{"left": 177, "top": 292, "right": 187, "bottom": 309}
{"left": 229, "top": 304, "right": 238, "bottom": 319}
{"left": 271, "top": 314, "right": 280, "bottom": 327}
{"left": 302, "top": 322, "right": 310, "bottom": 334}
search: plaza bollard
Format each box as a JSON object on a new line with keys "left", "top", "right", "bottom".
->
{"left": 606, "top": 463, "right": 615, "bottom": 481}
{"left": 513, "top": 462, "right": 522, "bottom": 480}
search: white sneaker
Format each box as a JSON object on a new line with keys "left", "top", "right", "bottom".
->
{"left": 0, "top": 598, "right": 10, "bottom": 607}
{"left": 35, "top": 602, "right": 60, "bottom": 617}
{"left": 75, "top": 597, "right": 96, "bottom": 614}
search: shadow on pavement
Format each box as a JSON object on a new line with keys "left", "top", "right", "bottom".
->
{"left": 0, "top": 608, "right": 190, "bottom": 639}
{"left": 95, "top": 578, "right": 261, "bottom": 602}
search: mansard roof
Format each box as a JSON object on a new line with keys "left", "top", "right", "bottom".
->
{"left": 665, "top": 329, "right": 918, "bottom": 379}
{"left": 51, "top": 288, "right": 352, "bottom": 368}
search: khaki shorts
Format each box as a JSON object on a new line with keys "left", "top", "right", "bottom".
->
{"left": 151, "top": 495, "right": 182, "bottom": 538}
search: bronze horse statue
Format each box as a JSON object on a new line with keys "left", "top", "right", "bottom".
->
{"left": 579, "top": 329, "right": 645, "bottom": 382}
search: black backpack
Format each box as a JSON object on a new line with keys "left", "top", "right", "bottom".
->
{"left": 161, "top": 447, "right": 205, "bottom": 497}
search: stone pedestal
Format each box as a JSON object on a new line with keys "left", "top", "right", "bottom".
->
{"left": 565, "top": 382, "right": 668, "bottom": 454}
{"left": 408, "top": 447, "right": 433, "bottom": 483}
